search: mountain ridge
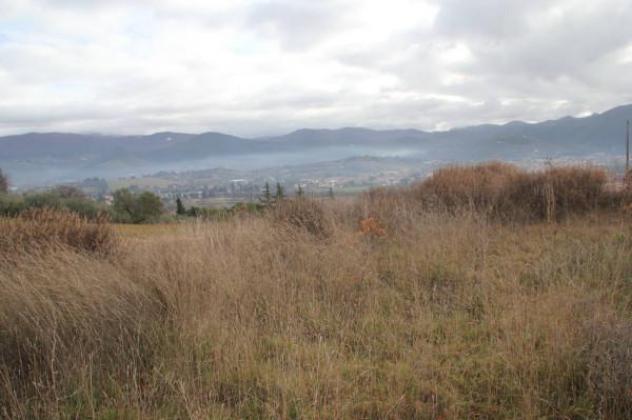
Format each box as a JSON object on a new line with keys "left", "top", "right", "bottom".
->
{"left": 2, "top": 104, "right": 631, "bottom": 186}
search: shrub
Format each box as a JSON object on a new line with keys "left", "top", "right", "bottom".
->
{"left": 417, "top": 162, "right": 520, "bottom": 212}
{"left": 0, "top": 193, "right": 26, "bottom": 217}
{"left": 0, "top": 208, "right": 117, "bottom": 256}
{"left": 51, "top": 185, "right": 86, "bottom": 199}
{"left": 230, "top": 202, "right": 264, "bottom": 218}
{"left": 499, "top": 167, "right": 607, "bottom": 221}
{"left": 62, "top": 196, "right": 102, "bottom": 219}
{"left": 415, "top": 163, "right": 612, "bottom": 222}
{"left": 5, "top": 190, "right": 103, "bottom": 219}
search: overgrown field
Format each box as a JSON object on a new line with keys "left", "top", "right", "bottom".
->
{"left": 1, "top": 164, "right": 632, "bottom": 419}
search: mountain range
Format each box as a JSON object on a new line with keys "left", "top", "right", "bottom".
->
{"left": 1, "top": 104, "right": 631, "bottom": 186}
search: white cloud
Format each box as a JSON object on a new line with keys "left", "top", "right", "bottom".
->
{"left": 0, "top": 0, "right": 631, "bottom": 136}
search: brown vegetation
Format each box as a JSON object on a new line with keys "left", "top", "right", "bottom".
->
{"left": 270, "top": 197, "right": 335, "bottom": 239}
{"left": 0, "top": 208, "right": 117, "bottom": 256}
{"left": 625, "top": 169, "right": 632, "bottom": 191}
{"left": 414, "top": 162, "right": 618, "bottom": 221}
{"left": 1, "top": 164, "right": 631, "bottom": 419}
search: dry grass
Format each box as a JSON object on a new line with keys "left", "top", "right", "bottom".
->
{"left": 114, "top": 222, "right": 185, "bottom": 239}
{"left": 269, "top": 197, "right": 336, "bottom": 239}
{"left": 625, "top": 169, "right": 632, "bottom": 192}
{"left": 0, "top": 208, "right": 117, "bottom": 256}
{"left": 1, "top": 169, "right": 632, "bottom": 419}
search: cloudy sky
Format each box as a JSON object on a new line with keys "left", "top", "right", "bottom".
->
{"left": 1, "top": 0, "right": 632, "bottom": 137}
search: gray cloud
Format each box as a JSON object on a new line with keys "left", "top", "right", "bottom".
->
{"left": 247, "top": 0, "right": 348, "bottom": 50}
{"left": 0, "top": 0, "right": 631, "bottom": 136}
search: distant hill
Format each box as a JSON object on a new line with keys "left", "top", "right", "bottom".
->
{"left": 1, "top": 104, "right": 631, "bottom": 186}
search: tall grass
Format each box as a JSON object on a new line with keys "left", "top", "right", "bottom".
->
{"left": 0, "top": 208, "right": 117, "bottom": 256}
{"left": 1, "top": 165, "right": 631, "bottom": 418}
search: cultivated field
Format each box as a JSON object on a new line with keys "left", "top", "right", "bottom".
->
{"left": 1, "top": 164, "right": 631, "bottom": 419}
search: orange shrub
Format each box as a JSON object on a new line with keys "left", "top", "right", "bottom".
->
{"left": 358, "top": 216, "right": 386, "bottom": 237}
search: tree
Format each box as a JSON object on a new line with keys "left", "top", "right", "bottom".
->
{"left": 328, "top": 186, "right": 335, "bottom": 199}
{"left": 112, "top": 188, "right": 135, "bottom": 220}
{"left": 296, "top": 184, "right": 304, "bottom": 198}
{"left": 112, "top": 188, "right": 163, "bottom": 223}
{"left": 260, "top": 182, "right": 272, "bottom": 205}
{"left": 0, "top": 169, "right": 8, "bottom": 194}
{"left": 52, "top": 185, "right": 86, "bottom": 199}
{"left": 275, "top": 182, "right": 285, "bottom": 200}
{"left": 187, "top": 206, "right": 200, "bottom": 217}
{"left": 136, "top": 191, "right": 163, "bottom": 222}
{"left": 176, "top": 197, "right": 186, "bottom": 215}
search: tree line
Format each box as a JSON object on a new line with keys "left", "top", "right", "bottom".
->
{"left": 1, "top": 168, "right": 334, "bottom": 224}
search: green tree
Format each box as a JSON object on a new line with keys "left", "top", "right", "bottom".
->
{"left": 136, "top": 191, "right": 163, "bottom": 222}
{"left": 0, "top": 169, "right": 8, "bottom": 194}
{"left": 112, "top": 188, "right": 163, "bottom": 223}
{"left": 275, "top": 182, "right": 285, "bottom": 201}
{"left": 176, "top": 197, "right": 186, "bottom": 215}
{"left": 260, "top": 182, "right": 272, "bottom": 205}
{"left": 112, "top": 188, "right": 135, "bottom": 221}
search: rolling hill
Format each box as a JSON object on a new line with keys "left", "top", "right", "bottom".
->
{"left": 1, "top": 104, "right": 631, "bottom": 186}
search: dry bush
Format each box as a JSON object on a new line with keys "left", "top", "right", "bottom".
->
{"left": 269, "top": 197, "right": 335, "bottom": 239}
{"left": 416, "top": 161, "right": 521, "bottom": 212}
{"left": 414, "top": 163, "right": 613, "bottom": 222}
{"left": 496, "top": 166, "right": 607, "bottom": 222}
{"left": 0, "top": 208, "right": 117, "bottom": 256}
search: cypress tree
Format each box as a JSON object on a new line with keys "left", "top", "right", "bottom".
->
{"left": 0, "top": 168, "right": 8, "bottom": 194}
{"left": 176, "top": 197, "right": 186, "bottom": 215}
{"left": 260, "top": 182, "right": 272, "bottom": 205}
{"left": 275, "top": 182, "right": 285, "bottom": 200}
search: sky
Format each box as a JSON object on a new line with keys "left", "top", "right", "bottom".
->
{"left": 1, "top": 0, "right": 632, "bottom": 137}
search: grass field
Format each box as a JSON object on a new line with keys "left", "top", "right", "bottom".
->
{"left": 1, "top": 164, "right": 631, "bottom": 419}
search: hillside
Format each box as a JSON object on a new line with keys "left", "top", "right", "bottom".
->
{"left": 1, "top": 104, "right": 631, "bottom": 186}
